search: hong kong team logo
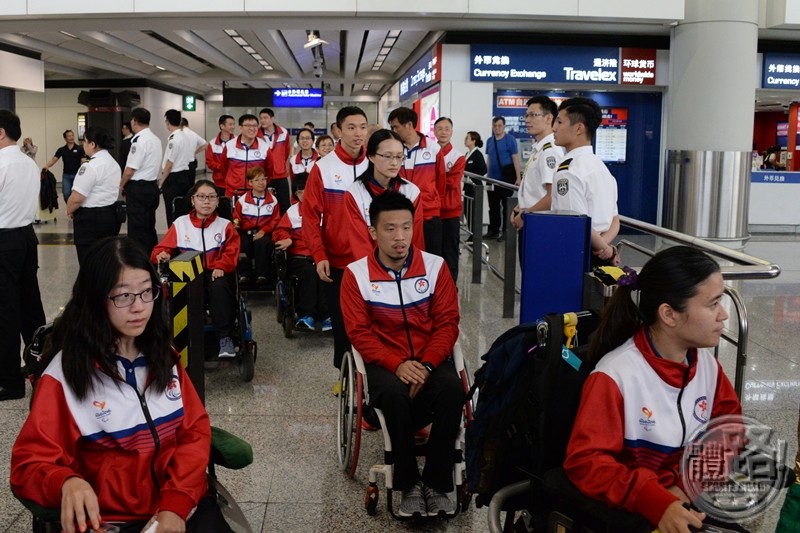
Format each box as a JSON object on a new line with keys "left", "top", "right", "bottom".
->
{"left": 446, "top": 161, "right": 453, "bottom": 170}
{"left": 253, "top": 151, "right": 261, "bottom": 158}
{"left": 557, "top": 178, "right": 569, "bottom": 196}
{"left": 422, "top": 152, "right": 431, "bottom": 160}
{"left": 215, "top": 232, "right": 223, "bottom": 243}
{"left": 165, "top": 375, "right": 182, "bottom": 401}
{"left": 415, "top": 278, "right": 429, "bottom": 293}
{"left": 693, "top": 396, "right": 708, "bottom": 423}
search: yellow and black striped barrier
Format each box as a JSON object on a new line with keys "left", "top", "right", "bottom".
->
{"left": 166, "top": 251, "right": 206, "bottom": 402}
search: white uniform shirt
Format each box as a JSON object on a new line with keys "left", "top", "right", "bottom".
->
{"left": 162, "top": 129, "right": 192, "bottom": 172}
{"left": 72, "top": 150, "right": 121, "bottom": 208}
{"left": 0, "top": 144, "right": 39, "bottom": 228}
{"left": 551, "top": 145, "right": 618, "bottom": 233}
{"left": 183, "top": 127, "right": 206, "bottom": 153}
{"left": 518, "top": 133, "right": 564, "bottom": 209}
{"left": 126, "top": 128, "right": 162, "bottom": 182}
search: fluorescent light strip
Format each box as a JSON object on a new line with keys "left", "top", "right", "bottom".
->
{"left": 224, "top": 29, "right": 239, "bottom": 36}
{"left": 60, "top": 31, "right": 78, "bottom": 39}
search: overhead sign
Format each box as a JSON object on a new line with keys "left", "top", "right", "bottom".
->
{"left": 399, "top": 43, "right": 442, "bottom": 100}
{"left": 183, "top": 95, "right": 196, "bottom": 112}
{"left": 272, "top": 88, "right": 323, "bottom": 108}
{"left": 471, "top": 44, "right": 658, "bottom": 86}
{"left": 763, "top": 53, "right": 800, "bottom": 88}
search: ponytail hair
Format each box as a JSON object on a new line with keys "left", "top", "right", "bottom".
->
{"left": 357, "top": 128, "right": 402, "bottom": 185}
{"left": 83, "top": 126, "right": 114, "bottom": 151}
{"left": 589, "top": 246, "right": 721, "bottom": 363}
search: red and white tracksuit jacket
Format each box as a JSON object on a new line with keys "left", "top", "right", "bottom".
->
{"left": 273, "top": 203, "right": 313, "bottom": 257}
{"left": 257, "top": 124, "right": 290, "bottom": 180}
{"left": 564, "top": 326, "right": 742, "bottom": 526}
{"left": 341, "top": 246, "right": 459, "bottom": 373}
{"left": 151, "top": 210, "right": 240, "bottom": 273}
{"left": 400, "top": 133, "right": 446, "bottom": 220}
{"left": 204, "top": 132, "right": 232, "bottom": 189}
{"left": 11, "top": 354, "right": 210, "bottom": 522}
{"left": 439, "top": 142, "right": 466, "bottom": 219}
{"left": 218, "top": 135, "right": 271, "bottom": 197}
{"left": 344, "top": 175, "right": 425, "bottom": 262}
{"left": 301, "top": 143, "right": 368, "bottom": 270}
{"left": 233, "top": 190, "right": 281, "bottom": 234}
{"left": 289, "top": 150, "right": 320, "bottom": 179}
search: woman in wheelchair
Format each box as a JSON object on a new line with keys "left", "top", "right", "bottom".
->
{"left": 564, "top": 246, "right": 742, "bottom": 533}
{"left": 273, "top": 172, "right": 331, "bottom": 331}
{"left": 10, "top": 236, "right": 230, "bottom": 533}
{"left": 232, "top": 166, "right": 280, "bottom": 287}
{"left": 152, "top": 180, "right": 241, "bottom": 359}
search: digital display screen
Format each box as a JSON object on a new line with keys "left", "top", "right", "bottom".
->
{"left": 596, "top": 107, "right": 628, "bottom": 163}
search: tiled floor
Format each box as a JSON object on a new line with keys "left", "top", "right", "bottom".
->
{"left": 2, "top": 212, "right": 799, "bottom": 532}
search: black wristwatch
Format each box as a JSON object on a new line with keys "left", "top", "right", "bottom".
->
{"left": 422, "top": 362, "right": 434, "bottom": 373}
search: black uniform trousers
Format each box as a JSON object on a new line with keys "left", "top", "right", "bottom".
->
{"left": 238, "top": 231, "right": 275, "bottom": 282}
{"left": 162, "top": 170, "right": 194, "bottom": 227}
{"left": 0, "top": 225, "right": 45, "bottom": 392}
{"left": 73, "top": 205, "right": 121, "bottom": 265}
{"left": 124, "top": 180, "right": 160, "bottom": 255}
{"left": 423, "top": 217, "right": 443, "bottom": 257}
{"left": 204, "top": 271, "right": 236, "bottom": 339}
{"left": 115, "top": 495, "right": 232, "bottom": 532}
{"left": 440, "top": 217, "right": 460, "bottom": 283}
{"left": 323, "top": 267, "right": 350, "bottom": 369}
{"left": 270, "top": 177, "right": 291, "bottom": 215}
{"left": 289, "top": 256, "right": 328, "bottom": 319}
{"left": 487, "top": 185, "right": 513, "bottom": 234}
{"left": 365, "top": 359, "right": 465, "bottom": 492}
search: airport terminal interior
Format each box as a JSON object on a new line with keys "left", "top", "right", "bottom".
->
{"left": 4, "top": 1, "right": 800, "bottom": 532}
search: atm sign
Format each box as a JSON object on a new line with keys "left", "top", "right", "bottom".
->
{"left": 497, "top": 96, "right": 529, "bottom": 108}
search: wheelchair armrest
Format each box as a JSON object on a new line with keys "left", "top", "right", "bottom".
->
{"left": 11, "top": 490, "right": 61, "bottom": 523}
{"left": 210, "top": 426, "right": 253, "bottom": 470}
{"left": 541, "top": 467, "right": 652, "bottom": 533}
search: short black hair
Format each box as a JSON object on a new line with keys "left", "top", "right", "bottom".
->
{"left": 188, "top": 179, "right": 220, "bottom": 198}
{"left": 83, "top": 126, "right": 114, "bottom": 151}
{"left": 296, "top": 128, "right": 315, "bottom": 143}
{"left": 259, "top": 108, "right": 275, "bottom": 118}
{"left": 130, "top": 107, "right": 151, "bottom": 126}
{"left": 434, "top": 117, "right": 453, "bottom": 127}
{"left": 164, "top": 109, "right": 181, "bottom": 127}
{"left": 63, "top": 129, "right": 74, "bottom": 139}
{"left": 369, "top": 190, "right": 415, "bottom": 227}
{"left": 304, "top": 122, "right": 315, "bottom": 129}
{"left": 492, "top": 116, "right": 506, "bottom": 125}
{"left": 558, "top": 97, "right": 603, "bottom": 140}
{"left": 218, "top": 114, "right": 234, "bottom": 126}
{"left": 0, "top": 110, "right": 22, "bottom": 141}
{"left": 388, "top": 107, "right": 418, "bottom": 129}
{"left": 122, "top": 121, "right": 132, "bottom": 132}
{"left": 180, "top": 118, "right": 189, "bottom": 127}
{"left": 526, "top": 95, "right": 559, "bottom": 126}
{"left": 239, "top": 113, "right": 258, "bottom": 126}
{"left": 336, "top": 106, "right": 367, "bottom": 127}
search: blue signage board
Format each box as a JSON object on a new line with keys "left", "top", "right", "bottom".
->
{"left": 751, "top": 171, "right": 800, "bottom": 184}
{"left": 471, "top": 44, "right": 620, "bottom": 84}
{"left": 762, "top": 53, "right": 800, "bottom": 89}
{"left": 399, "top": 44, "right": 441, "bottom": 100}
{"left": 272, "top": 88, "right": 323, "bottom": 108}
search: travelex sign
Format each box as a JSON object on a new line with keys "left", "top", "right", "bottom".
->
{"left": 763, "top": 53, "right": 800, "bottom": 88}
{"left": 470, "top": 44, "right": 656, "bottom": 85}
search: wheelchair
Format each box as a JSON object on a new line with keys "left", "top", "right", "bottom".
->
{"left": 336, "top": 342, "right": 474, "bottom": 519}
{"left": 232, "top": 187, "right": 278, "bottom": 295}
{"left": 16, "top": 324, "right": 255, "bottom": 533}
{"left": 171, "top": 195, "right": 257, "bottom": 382}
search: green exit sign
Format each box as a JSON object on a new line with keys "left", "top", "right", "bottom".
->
{"left": 183, "top": 95, "right": 196, "bottom": 112}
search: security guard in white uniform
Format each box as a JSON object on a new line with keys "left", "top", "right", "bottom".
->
{"left": 551, "top": 97, "right": 620, "bottom": 265}
{"left": 121, "top": 107, "right": 163, "bottom": 254}
{"left": 160, "top": 109, "right": 194, "bottom": 226}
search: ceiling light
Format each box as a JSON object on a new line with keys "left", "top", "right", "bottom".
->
{"left": 243, "top": 46, "right": 256, "bottom": 54}
{"left": 384, "top": 37, "right": 396, "bottom": 46}
{"left": 372, "top": 65, "right": 381, "bottom": 71}
{"left": 156, "top": 65, "right": 166, "bottom": 71}
{"left": 264, "top": 65, "right": 273, "bottom": 70}
{"left": 224, "top": 29, "right": 239, "bottom": 36}
{"left": 362, "top": 84, "right": 370, "bottom": 90}
{"left": 258, "top": 59, "right": 269, "bottom": 66}
{"left": 59, "top": 31, "right": 78, "bottom": 39}
{"left": 380, "top": 47, "right": 391, "bottom": 55}
{"left": 233, "top": 37, "right": 248, "bottom": 46}
{"left": 388, "top": 30, "right": 401, "bottom": 38}
{"left": 304, "top": 30, "right": 328, "bottom": 49}
{"left": 253, "top": 54, "right": 263, "bottom": 60}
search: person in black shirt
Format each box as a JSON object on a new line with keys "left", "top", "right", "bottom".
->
{"left": 119, "top": 121, "right": 133, "bottom": 170}
{"left": 44, "top": 129, "right": 85, "bottom": 202}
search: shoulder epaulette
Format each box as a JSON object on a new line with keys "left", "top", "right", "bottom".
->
{"left": 168, "top": 133, "right": 175, "bottom": 140}
{"left": 542, "top": 142, "right": 553, "bottom": 151}
{"left": 557, "top": 158, "right": 573, "bottom": 172}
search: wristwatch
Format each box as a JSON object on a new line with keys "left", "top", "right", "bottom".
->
{"left": 422, "top": 362, "right": 434, "bottom": 373}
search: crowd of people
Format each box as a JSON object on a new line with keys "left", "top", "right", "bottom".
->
{"left": 0, "top": 97, "right": 746, "bottom": 532}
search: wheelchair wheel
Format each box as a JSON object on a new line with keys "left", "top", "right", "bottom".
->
{"left": 275, "top": 280, "right": 285, "bottom": 324}
{"left": 337, "top": 352, "right": 363, "bottom": 478}
{"left": 365, "top": 483, "right": 379, "bottom": 515}
{"left": 238, "top": 341, "right": 256, "bottom": 382}
{"left": 282, "top": 311, "right": 293, "bottom": 338}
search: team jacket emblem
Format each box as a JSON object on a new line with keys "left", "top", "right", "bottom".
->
{"left": 546, "top": 156, "right": 557, "bottom": 169}
{"left": 415, "top": 278, "right": 429, "bottom": 293}
{"left": 556, "top": 178, "right": 569, "bottom": 196}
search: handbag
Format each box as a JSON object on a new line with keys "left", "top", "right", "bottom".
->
{"left": 114, "top": 200, "right": 127, "bottom": 224}
{"left": 492, "top": 136, "right": 517, "bottom": 184}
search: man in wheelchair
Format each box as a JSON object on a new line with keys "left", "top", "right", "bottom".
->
{"left": 232, "top": 166, "right": 280, "bottom": 287}
{"left": 152, "top": 180, "right": 241, "bottom": 359}
{"left": 340, "top": 191, "right": 464, "bottom": 518}
{"left": 273, "top": 172, "right": 331, "bottom": 330}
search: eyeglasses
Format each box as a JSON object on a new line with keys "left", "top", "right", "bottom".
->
{"left": 298, "top": 136, "right": 313, "bottom": 141}
{"left": 193, "top": 194, "right": 219, "bottom": 202}
{"left": 374, "top": 153, "right": 405, "bottom": 163}
{"left": 108, "top": 287, "right": 160, "bottom": 308}
{"left": 525, "top": 112, "right": 547, "bottom": 119}
{"left": 241, "top": 123, "right": 258, "bottom": 128}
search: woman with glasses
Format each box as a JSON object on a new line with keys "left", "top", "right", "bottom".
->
{"left": 11, "top": 236, "right": 231, "bottom": 532}
{"left": 344, "top": 129, "right": 426, "bottom": 262}
{"left": 315, "top": 134, "right": 335, "bottom": 158}
{"left": 152, "top": 180, "right": 241, "bottom": 359}
{"left": 66, "top": 126, "right": 122, "bottom": 265}
{"left": 289, "top": 128, "right": 319, "bottom": 183}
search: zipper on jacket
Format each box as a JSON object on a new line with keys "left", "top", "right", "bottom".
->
{"left": 134, "top": 387, "right": 162, "bottom": 491}
{"left": 200, "top": 218, "right": 208, "bottom": 270}
{"left": 393, "top": 272, "right": 416, "bottom": 360}
{"left": 676, "top": 364, "right": 691, "bottom": 446}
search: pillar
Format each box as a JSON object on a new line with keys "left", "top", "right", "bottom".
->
{"left": 664, "top": 0, "right": 758, "bottom": 245}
